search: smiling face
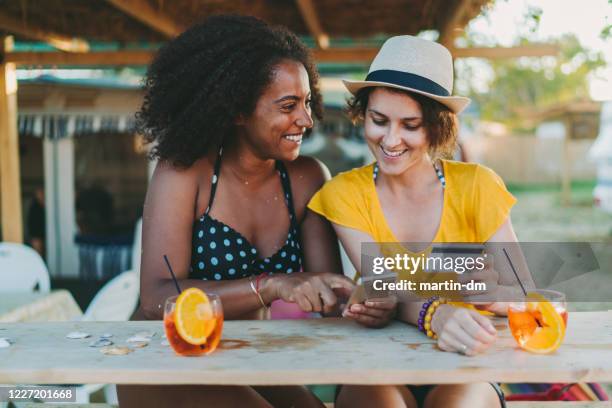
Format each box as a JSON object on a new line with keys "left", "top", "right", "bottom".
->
{"left": 237, "top": 59, "right": 313, "bottom": 161}
{"left": 364, "top": 87, "right": 430, "bottom": 176}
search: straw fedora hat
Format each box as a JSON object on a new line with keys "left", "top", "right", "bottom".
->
{"left": 343, "top": 35, "right": 471, "bottom": 114}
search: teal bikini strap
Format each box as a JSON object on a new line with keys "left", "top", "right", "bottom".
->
{"left": 373, "top": 161, "right": 446, "bottom": 189}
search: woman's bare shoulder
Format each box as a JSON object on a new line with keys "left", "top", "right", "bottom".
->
{"left": 153, "top": 155, "right": 214, "bottom": 182}
{"left": 284, "top": 155, "right": 331, "bottom": 202}
{"left": 146, "top": 155, "right": 215, "bottom": 218}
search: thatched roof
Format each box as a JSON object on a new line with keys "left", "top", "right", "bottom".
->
{"left": 1, "top": 0, "right": 564, "bottom": 66}
{"left": 0, "top": 0, "right": 490, "bottom": 49}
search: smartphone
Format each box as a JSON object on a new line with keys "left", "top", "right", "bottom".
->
{"left": 344, "top": 285, "right": 366, "bottom": 310}
{"left": 423, "top": 243, "right": 486, "bottom": 273}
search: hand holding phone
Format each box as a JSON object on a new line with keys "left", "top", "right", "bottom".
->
{"left": 344, "top": 285, "right": 366, "bottom": 310}
{"left": 342, "top": 288, "right": 398, "bottom": 328}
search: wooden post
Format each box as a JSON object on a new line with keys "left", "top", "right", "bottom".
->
{"left": 0, "top": 36, "right": 23, "bottom": 243}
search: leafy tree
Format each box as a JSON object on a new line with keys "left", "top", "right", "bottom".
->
{"left": 458, "top": 34, "right": 606, "bottom": 131}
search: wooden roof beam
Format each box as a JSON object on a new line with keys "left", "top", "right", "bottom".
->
{"left": 0, "top": 11, "right": 89, "bottom": 53}
{"left": 106, "top": 0, "right": 185, "bottom": 38}
{"left": 296, "top": 0, "right": 329, "bottom": 49}
{"left": 450, "top": 44, "right": 560, "bottom": 59}
{"left": 4, "top": 45, "right": 559, "bottom": 66}
{"left": 4, "top": 50, "right": 155, "bottom": 66}
{"left": 316, "top": 45, "right": 560, "bottom": 62}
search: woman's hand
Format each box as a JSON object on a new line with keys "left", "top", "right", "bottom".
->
{"left": 473, "top": 302, "right": 509, "bottom": 316}
{"left": 343, "top": 296, "right": 398, "bottom": 328}
{"left": 264, "top": 272, "right": 355, "bottom": 314}
{"left": 431, "top": 304, "right": 497, "bottom": 356}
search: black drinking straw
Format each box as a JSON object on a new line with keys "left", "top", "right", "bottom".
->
{"left": 163, "top": 254, "right": 182, "bottom": 295}
{"left": 502, "top": 247, "right": 527, "bottom": 296}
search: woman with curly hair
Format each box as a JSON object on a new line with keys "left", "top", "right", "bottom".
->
{"left": 117, "top": 15, "right": 354, "bottom": 407}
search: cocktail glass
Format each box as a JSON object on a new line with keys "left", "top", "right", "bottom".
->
{"left": 163, "top": 293, "right": 224, "bottom": 356}
{"left": 508, "top": 289, "right": 567, "bottom": 352}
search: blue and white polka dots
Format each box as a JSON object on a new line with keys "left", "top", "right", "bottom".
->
{"left": 189, "top": 148, "right": 303, "bottom": 281}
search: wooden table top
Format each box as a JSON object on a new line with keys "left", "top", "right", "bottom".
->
{"left": 1, "top": 312, "right": 611, "bottom": 385}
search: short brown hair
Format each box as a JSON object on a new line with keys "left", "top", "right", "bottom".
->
{"left": 346, "top": 87, "right": 458, "bottom": 159}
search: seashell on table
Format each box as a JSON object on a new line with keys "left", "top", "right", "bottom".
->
{"left": 89, "top": 338, "right": 114, "bottom": 348}
{"left": 133, "top": 331, "right": 156, "bottom": 339}
{"left": 66, "top": 332, "right": 91, "bottom": 339}
{"left": 127, "top": 336, "right": 151, "bottom": 344}
{"left": 100, "top": 346, "right": 133, "bottom": 356}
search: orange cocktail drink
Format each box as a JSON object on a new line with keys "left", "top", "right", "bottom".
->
{"left": 508, "top": 289, "right": 567, "bottom": 354}
{"left": 163, "top": 289, "right": 224, "bottom": 356}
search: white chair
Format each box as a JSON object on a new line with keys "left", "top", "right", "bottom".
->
{"left": 83, "top": 269, "right": 139, "bottom": 321}
{"left": 0, "top": 244, "right": 50, "bottom": 406}
{"left": 74, "top": 270, "right": 140, "bottom": 403}
{"left": 0, "top": 242, "right": 50, "bottom": 292}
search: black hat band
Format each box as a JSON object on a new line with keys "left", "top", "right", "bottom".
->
{"left": 365, "top": 70, "right": 450, "bottom": 97}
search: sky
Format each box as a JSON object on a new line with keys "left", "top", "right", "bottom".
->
{"left": 464, "top": 0, "right": 612, "bottom": 100}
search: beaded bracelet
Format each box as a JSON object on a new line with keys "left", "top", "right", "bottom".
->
{"left": 417, "top": 296, "right": 447, "bottom": 339}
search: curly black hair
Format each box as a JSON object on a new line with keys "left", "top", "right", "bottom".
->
{"left": 138, "top": 14, "right": 323, "bottom": 168}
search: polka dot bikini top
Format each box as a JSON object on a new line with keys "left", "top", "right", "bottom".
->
{"left": 189, "top": 147, "right": 303, "bottom": 281}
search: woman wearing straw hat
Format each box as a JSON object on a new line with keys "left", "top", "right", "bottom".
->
{"left": 308, "top": 36, "right": 520, "bottom": 407}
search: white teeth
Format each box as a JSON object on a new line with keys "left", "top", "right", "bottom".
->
{"left": 381, "top": 147, "right": 406, "bottom": 157}
{"left": 284, "top": 134, "right": 303, "bottom": 143}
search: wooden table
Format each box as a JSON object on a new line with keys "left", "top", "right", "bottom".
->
{"left": 0, "top": 312, "right": 611, "bottom": 385}
{"left": 0, "top": 290, "right": 82, "bottom": 323}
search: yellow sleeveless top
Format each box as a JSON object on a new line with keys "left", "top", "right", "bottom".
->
{"left": 308, "top": 160, "right": 515, "bottom": 244}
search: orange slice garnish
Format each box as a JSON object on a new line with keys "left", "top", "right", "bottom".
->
{"left": 175, "top": 288, "right": 216, "bottom": 345}
{"left": 518, "top": 292, "right": 566, "bottom": 354}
